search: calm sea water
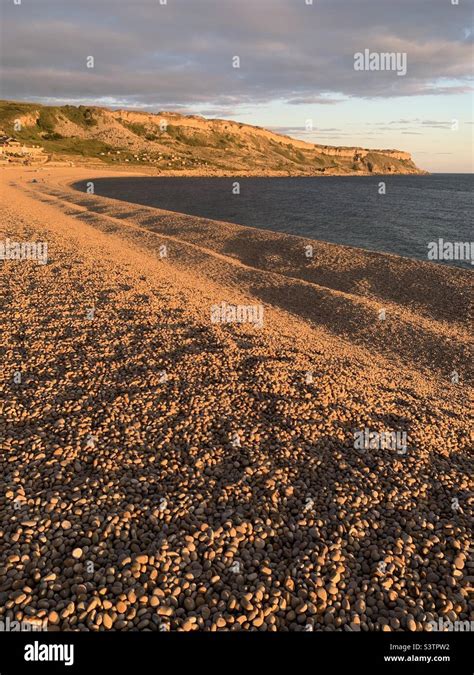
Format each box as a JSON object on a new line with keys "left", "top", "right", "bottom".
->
{"left": 74, "top": 174, "right": 473, "bottom": 268}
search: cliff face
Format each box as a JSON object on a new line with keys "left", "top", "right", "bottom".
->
{"left": 316, "top": 145, "right": 412, "bottom": 161}
{"left": 0, "top": 100, "right": 426, "bottom": 175}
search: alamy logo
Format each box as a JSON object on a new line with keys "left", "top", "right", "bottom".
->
{"left": 24, "top": 641, "right": 74, "bottom": 667}
{"left": 210, "top": 302, "right": 264, "bottom": 328}
{"left": 0, "top": 238, "right": 48, "bottom": 265}
{"left": 354, "top": 427, "right": 408, "bottom": 454}
{"left": 354, "top": 49, "right": 407, "bottom": 76}
{"left": 427, "top": 618, "right": 474, "bottom": 632}
{"left": 427, "top": 239, "right": 474, "bottom": 265}
{"left": 0, "top": 617, "right": 47, "bottom": 632}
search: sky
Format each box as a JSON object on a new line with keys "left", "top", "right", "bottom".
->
{"left": 1, "top": 0, "right": 473, "bottom": 172}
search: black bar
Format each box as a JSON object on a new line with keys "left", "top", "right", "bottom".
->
{"left": 1, "top": 631, "right": 471, "bottom": 674}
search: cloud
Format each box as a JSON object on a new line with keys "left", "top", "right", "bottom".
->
{"left": 286, "top": 96, "right": 343, "bottom": 105}
{"left": 369, "top": 118, "right": 467, "bottom": 131}
{"left": 1, "top": 0, "right": 473, "bottom": 111}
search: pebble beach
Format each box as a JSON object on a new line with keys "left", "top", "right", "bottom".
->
{"left": 1, "top": 166, "right": 472, "bottom": 633}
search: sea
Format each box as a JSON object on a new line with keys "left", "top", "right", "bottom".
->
{"left": 74, "top": 174, "right": 473, "bottom": 269}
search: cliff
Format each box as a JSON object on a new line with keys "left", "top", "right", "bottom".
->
{"left": 0, "top": 100, "right": 426, "bottom": 175}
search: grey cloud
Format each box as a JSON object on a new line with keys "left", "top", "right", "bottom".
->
{"left": 286, "top": 97, "right": 343, "bottom": 105}
{"left": 1, "top": 0, "right": 473, "bottom": 111}
{"left": 370, "top": 118, "right": 466, "bottom": 131}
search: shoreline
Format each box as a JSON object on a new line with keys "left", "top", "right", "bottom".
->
{"left": 69, "top": 173, "right": 471, "bottom": 272}
{"left": 0, "top": 160, "right": 429, "bottom": 178}
{"left": 2, "top": 166, "right": 472, "bottom": 383}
